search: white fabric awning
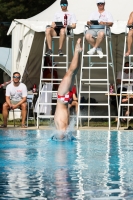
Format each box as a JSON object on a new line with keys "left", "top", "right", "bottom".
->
{"left": 0, "top": 47, "right": 11, "bottom": 76}
{"left": 8, "top": 19, "right": 128, "bottom": 35}
{"left": 7, "top": 0, "right": 132, "bottom": 35}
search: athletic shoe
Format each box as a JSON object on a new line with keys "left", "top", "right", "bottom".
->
{"left": 87, "top": 47, "right": 96, "bottom": 55}
{"left": 58, "top": 49, "right": 64, "bottom": 56}
{"left": 96, "top": 47, "right": 103, "bottom": 58}
{"left": 45, "top": 49, "right": 53, "bottom": 56}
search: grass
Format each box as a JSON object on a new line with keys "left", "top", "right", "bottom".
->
{"left": 0, "top": 114, "right": 50, "bottom": 127}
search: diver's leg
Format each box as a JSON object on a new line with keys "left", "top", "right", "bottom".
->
{"left": 58, "top": 38, "right": 82, "bottom": 96}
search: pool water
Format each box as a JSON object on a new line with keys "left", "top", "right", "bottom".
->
{"left": 0, "top": 129, "right": 133, "bottom": 199}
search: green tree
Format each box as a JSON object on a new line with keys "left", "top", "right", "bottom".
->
{"left": 0, "top": 0, "right": 56, "bottom": 47}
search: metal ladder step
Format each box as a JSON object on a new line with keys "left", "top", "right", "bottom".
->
{"left": 83, "top": 55, "right": 107, "bottom": 57}
{"left": 43, "top": 54, "right": 67, "bottom": 57}
{"left": 79, "top": 103, "right": 109, "bottom": 106}
{"left": 77, "top": 27, "right": 117, "bottom": 130}
{"left": 40, "top": 78, "right": 63, "bottom": 81}
{"left": 42, "top": 66, "right": 68, "bottom": 69}
{"left": 117, "top": 27, "right": 133, "bottom": 129}
{"left": 78, "top": 116, "right": 110, "bottom": 118}
{"left": 83, "top": 83, "right": 110, "bottom": 85}
{"left": 38, "top": 115, "right": 54, "bottom": 118}
{"left": 82, "top": 67, "right": 109, "bottom": 69}
{"left": 37, "top": 34, "right": 74, "bottom": 128}
{"left": 81, "top": 79, "right": 108, "bottom": 81}
{"left": 79, "top": 91, "right": 110, "bottom": 94}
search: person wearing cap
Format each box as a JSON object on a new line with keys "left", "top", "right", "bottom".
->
{"left": 45, "top": 0, "right": 77, "bottom": 56}
{"left": 85, "top": 0, "right": 113, "bottom": 58}
{"left": 125, "top": 12, "right": 133, "bottom": 57}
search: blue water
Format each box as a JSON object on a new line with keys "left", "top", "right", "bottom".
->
{"left": 0, "top": 130, "right": 133, "bottom": 199}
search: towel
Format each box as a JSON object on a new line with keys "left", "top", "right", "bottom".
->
{"left": 34, "top": 83, "right": 53, "bottom": 115}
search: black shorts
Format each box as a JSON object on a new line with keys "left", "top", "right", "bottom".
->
{"left": 54, "top": 27, "right": 71, "bottom": 36}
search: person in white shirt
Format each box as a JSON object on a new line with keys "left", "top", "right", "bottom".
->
{"left": 45, "top": 0, "right": 76, "bottom": 56}
{"left": 125, "top": 12, "right": 133, "bottom": 56}
{"left": 1, "top": 72, "right": 27, "bottom": 128}
{"left": 85, "top": 0, "right": 113, "bottom": 58}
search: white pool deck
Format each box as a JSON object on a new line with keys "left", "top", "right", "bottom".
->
{"left": 0, "top": 125, "right": 130, "bottom": 131}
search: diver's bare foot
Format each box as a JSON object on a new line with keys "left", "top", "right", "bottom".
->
{"left": 75, "top": 38, "right": 82, "bottom": 53}
{"left": 125, "top": 51, "right": 130, "bottom": 57}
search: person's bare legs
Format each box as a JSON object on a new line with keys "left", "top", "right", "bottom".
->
{"left": 20, "top": 103, "right": 27, "bottom": 126}
{"left": 59, "top": 28, "right": 66, "bottom": 49}
{"left": 2, "top": 102, "right": 10, "bottom": 126}
{"left": 85, "top": 33, "right": 96, "bottom": 47}
{"left": 58, "top": 38, "right": 82, "bottom": 96}
{"left": 75, "top": 101, "right": 78, "bottom": 114}
{"left": 69, "top": 101, "right": 78, "bottom": 114}
{"left": 121, "top": 98, "right": 133, "bottom": 121}
{"left": 125, "top": 29, "right": 133, "bottom": 56}
{"left": 85, "top": 31, "right": 104, "bottom": 48}
{"left": 45, "top": 27, "right": 57, "bottom": 49}
{"left": 95, "top": 31, "right": 104, "bottom": 48}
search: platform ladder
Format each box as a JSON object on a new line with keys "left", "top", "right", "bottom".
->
{"left": 37, "top": 28, "right": 75, "bottom": 128}
{"left": 77, "top": 25, "right": 117, "bottom": 129}
{"left": 117, "top": 25, "right": 133, "bottom": 129}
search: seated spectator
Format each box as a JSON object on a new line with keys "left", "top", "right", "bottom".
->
{"left": 85, "top": 0, "right": 113, "bottom": 58}
{"left": 68, "top": 86, "right": 78, "bottom": 114}
{"left": 121, "top": 95, "right": 133, "bottom": 122}
{"left": 117, "top": 61, "right": 133, "bottom": 96}
{"left": 45, "top": 0, "right": 76, "bottom": 56}
{"left": 117, "top": 62, "right": 133, "bottom": 94}
{"left": 111, "top": 62, "right": 133, "bottom": 121}
{"left": 0, "top": 72, "right": 27, "bottom": 128}
{"left": 125, "top": 11, "right": 133, "bottom": 56}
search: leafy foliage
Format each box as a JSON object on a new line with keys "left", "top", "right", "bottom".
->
{"left": 0, "top": 0, "right": 56, "bottom": 47}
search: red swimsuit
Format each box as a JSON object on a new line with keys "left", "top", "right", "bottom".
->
{"left": 57, "top": 87, "right": 76, "bottom": 103}
{"left": 57, "top": 91, "right": 73, "bottom": 103}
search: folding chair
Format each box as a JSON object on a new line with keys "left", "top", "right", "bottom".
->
{"left": 27, "top": 94, "right": 36, "bottom": 126}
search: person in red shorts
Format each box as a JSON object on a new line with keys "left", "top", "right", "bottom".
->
{"left": 68, "top": 86, "right": 78, "bottom": 115}
{"left": 54, "top": 38, "right": 82, "bottom": 139}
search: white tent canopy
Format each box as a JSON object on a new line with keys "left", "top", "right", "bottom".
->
{"left": 7, "top": 0, "right": 133, "bottom": 92}
{"left": 0, "top": 47, "right": 11, "bottom": 77}
{"left": 8, "top": 0, "right": 132, "bottom": 34}
{"left": 0, "top": 47, "right": 11, "bottom": 105}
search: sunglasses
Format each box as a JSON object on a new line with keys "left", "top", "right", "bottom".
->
{"left": 13, "top": 76, "right": 20, "bottom": 79}
{"left": 97, "top": 3, "right": 104, "bottom": 5}
{"left": 60, "top": 4, "right": 68, "bottom": 7}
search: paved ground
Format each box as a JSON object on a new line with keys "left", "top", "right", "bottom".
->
{"left": 0, "top": 124, "right": 129, "bottom": 131}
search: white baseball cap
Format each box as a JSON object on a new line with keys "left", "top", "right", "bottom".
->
{"left": 96, "top": 0, "right": 105, "bottom": 3}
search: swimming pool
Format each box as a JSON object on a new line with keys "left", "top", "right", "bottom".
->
{"left": 0, "top": 129, "right": 133, "bottom": 199}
